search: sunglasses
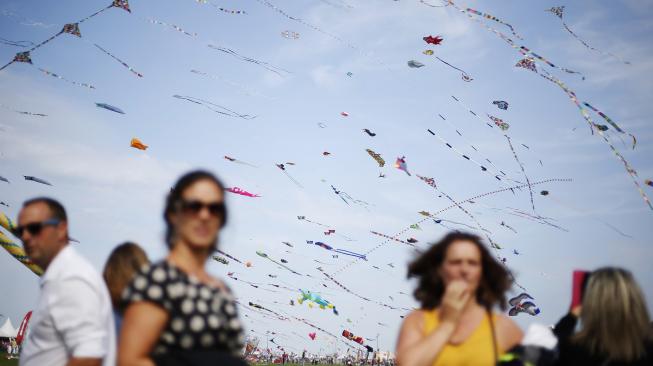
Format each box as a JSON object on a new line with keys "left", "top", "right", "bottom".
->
{"left": 12, "top": 219, "right": 61, "bottom": 238}
{"left": 178, "top": 200, "right": 225, "bottom": 218}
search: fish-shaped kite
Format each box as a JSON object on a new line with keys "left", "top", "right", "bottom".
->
{"left": 407, "top": 237, "right": 418, "bottom": 244}
{"left": 363, "top": 129, "right": 376, "bottom": 137}
{"left": 226, "top": 187, "right": 260, "bottom": 197}
{"left": 130, "top": 138, "right": 148, "bottom": 150}
{"left": 24, "top": 176, "right": 52, "bottom": 186}
{"left": 95, "top": 103, "right": 125, "bottom": 114}
{"left": 394, "top": 156, "right": 411, "bottom": 176}
{"left": 0, "top": 176, "right": 9, "bottom": 183}
{"left": 366, "top": 149, "right": 385, "bottom": 167}
{"left": 298, "top": 289, "right": 338, "bottom": 315}
{"left": 508, "top": 292, "right": 540, "bottom": 316}
{"left": 340, "top": 112, "right": 349, "bottom": 117}
{"left": 323, "top": 151, "right": 331, "bottom": 156}
{"left": 407, "top": 60, "right": 425, "bottom": 68}
{"left": 423, "top": 35, "right": 443, "bottom": 45}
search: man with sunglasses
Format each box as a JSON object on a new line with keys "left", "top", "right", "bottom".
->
{"left": 17, "top": 197, "right": 115, "bottom": 366}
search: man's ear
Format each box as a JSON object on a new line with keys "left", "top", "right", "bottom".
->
{"left": 56, "top": 221, "right": 68, "bottom": 242}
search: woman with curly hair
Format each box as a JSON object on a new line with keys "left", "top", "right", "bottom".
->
{"left": 395, "top": 232, "right": 523, "bottom": 366}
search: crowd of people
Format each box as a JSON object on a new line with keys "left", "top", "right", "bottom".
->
{"left": 9, "top": 169, "right": 653, "bottom": 366}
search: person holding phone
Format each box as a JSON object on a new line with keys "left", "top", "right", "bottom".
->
{"left": 118, "top": 171, "right": 246, "bottom": 366}
{"left": 554, "top": 267, "right": 653, "bottom": 366}
{"left": 395, "top": 232, "right": 523, "bottom": 366}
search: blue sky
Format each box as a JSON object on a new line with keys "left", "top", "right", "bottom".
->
{"left": 1, "top": 0, "right": 652, "bottom": 355}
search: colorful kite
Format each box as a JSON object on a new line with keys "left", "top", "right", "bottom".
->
{"left": 546, "top": 6, "right": 629, "bottom": 64}
{"left": 306, "top": 241, "right": 366, "bottom": 260}
{"left": 366, "top": 149, "right": 385, "bottom": 167}
{"left": 226, "top": 187, "right": 260, "bottom": 198}
{"left": 130, "top": 138, "right": 148, "bottom": 150}
{"left": 1, "top": 211, "right": 45, "bottom": 276}
{"left": 212, "top": 255, "right": 229, "bottom": 265}
{"left": 488, "top": 115, "right": 509, "bottom": 130}
{"left": 407, "top": 60, "right": 425, "bottom": 68}
{"left": 583, "top": 102, "right": 636, "bottom": 149}
{"left": 308, "top": 332, "right": 316, "bottom": 340}
{"left": 342, "top": 330, "right": 364, "bottom": 345}
{"left": 96, "top": 103, "right": 125, "bottom": 114}
{"left": 493, "top": 100, "right": 509, "bottom": 110}
{"left": 24, "top": 176, "right": 52, "bottom": 186}
{"left": 423, "top": 35, "right": 443, "bottom": 45}
{"left": 298, "top": 289, "right": 338, "bottom": 315}
{"left": 423, "top": 49, "right": 434, "bottom": 55}
{"left": 394, "top": 156, "right": 411, "bottom": 176}
{"left": 281, "top": 30, "right": 299, "bottom": 39}
{"left": 508, "top": 292, "right": 540, "bottom": 316}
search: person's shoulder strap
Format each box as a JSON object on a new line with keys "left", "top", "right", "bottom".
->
{"left": 486, "top": 308, "right": 498, "bottom": 364}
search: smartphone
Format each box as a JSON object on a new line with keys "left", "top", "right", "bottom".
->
{"left": 571, "top": 270, "right": 590, "bottom": 309}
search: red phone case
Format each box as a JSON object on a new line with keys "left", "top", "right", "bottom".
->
{"left": 571, "top": 270, "right": 589, "bottom": 309}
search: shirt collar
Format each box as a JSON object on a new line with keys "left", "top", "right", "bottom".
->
{"left": 39, "top": 244, "right": 72, "bottom": 286}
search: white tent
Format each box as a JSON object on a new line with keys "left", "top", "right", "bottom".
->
{"left": 0, "top": 318, "right": 17, "bottom": 338}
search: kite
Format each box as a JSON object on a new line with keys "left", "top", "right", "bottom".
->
{"left": 362, "top": 129, "right": 376, "bottom": 137}
{"left": 281, "top": 241, "right": 293, "bottom": 247}
{"left": 493, "top": 100, "right": 509, "bottom": 110}
{"left": 370, "top": 231, "right": 415, "bottom": 248}
{"left": 318, "top": 122, "right": 327, "bottom": 128}
{"left": 276, "top": 163, "right": 303, "bottom": 188}
{"left": 226, "top": 187, "right": 261, "bottom": 198}
{"left": 645, "top": 180, "right": 653, "bottom": 188}
{"left": 297, "top": 216, "right": 355, "bottom": 241}
{"left": 366, "top": 149, "right": 385, "bottom": 167}
{"left": 378, "top": 173, "right": 385, "bottom": 178}
{"left": 281, "top": 30, "right": 300, "bottom": 39}
{"left": 245, "top": 261, "right": 252, "bottom": 267}
{"left": 583, "top": 102, "right": 636, "bottom": 149}
{"left": 0, "top": 202, "right": 8, "bottom": 207}
{"left": 0, "top": 176, "right": 9, "bottom": 183}
{"left": 462, "top": 7, "right": 522, "bottom": 40}
{"left": 256, "top": 250, "right": 302, "bottom": 275}
{"left": 406, "top": 238, "right": 418, "bottom": 244}
{"left": 423, "top": 35, "right": 443, "bottom": 45}
{"left": 409, "top": 224, "right": 422, "bottom": 231}
{"left": 342, "top": 330, "right": 364, "bottom": 345}
{"left": 346, "top": 71, "right": 353, "bottom": 77}
{"left": 324, "top": 229, "right": 335, "bottom": 235}
{"left": 308, "top": 332, "right": 316, "bottom": 340}
{"left": 280, "top": 259, "right": 288, "bottom": 263}
{"left": 407, "top": 60, "right": 425, "bottom": 68}
{"left": 513, "top": 249, "right": 520, "bottom": 255}
{"left": 500, "top": 221, "right": 517, "bottom": 234}
{"left": 340, "top": 112, "right": 349, "bottom": 117}
{"left": 306, "top": 241, "right": 367, "bottom": 260}
{"left": 394, "top": 156, "right": 411, "bottom": 176}
{"left": 423, "top": 49, "right": 434, "bottom": 55}
{"left": 145, "top": 18, "right": 197, "bottom": 37}
{"left": 1, "top": 211, "right": 45, "bottom": 276}
{"left": 96, "top": 103, "right": 125, "bottom": 114}
{"left": 208, "top": 44, "right": 290, "bottom": 77}
{"left": 130, "top": 138, "right": 148, "bottom": 150}
{"left": 540, "top": 190, "right": 549, "bottom": 196}
{"left": 298, "top": 289, "right": 338, "bottom": 315}
{"left": 173, "top": 95, "right": 256, "bottom": 119}
{"left": 215, "top": 249, "right": 243, "bottom": 264}
{"left": 224, "top": 155, "right": 258, "bottom": 168}
{"left": 24, "top": 176, "right": 52, "bottom": 186}
{"left": 0, "top": 103, "right": 47, "bottom": 117}
{"left": 212, "top": 255, "right": 229, "bottom": 265}
{"left": 330, "top": 185, "right": 371, "bottom": 207}
{"left": 194, "top": 1, "right": 247, "bottom": 15}
{"left": 488, "top": 115, "right": 510, "bottom": 131}
{"left": 2, "top": 51, "right": 95, "bottom": 89}
{"left": 546, "top": 6, "right": 629, "bottom": 64}
{"left": 508, "top": 293, "right": 540, "bottom": 316}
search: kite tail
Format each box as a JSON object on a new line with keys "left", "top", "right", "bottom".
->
{"left": 93, "top": 43, "right": 143, "bottom": 77}
{"left": 37, "top": 67, "right": 95, "bottom": 89}
{"left": 504, "top": 134, "right": 536, "bottom": 213}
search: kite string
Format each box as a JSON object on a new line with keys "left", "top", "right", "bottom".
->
{"left": 93, "top": 43, "right": 143, "bottom": 77}
{"left": 504, "top": 134, "right": 535, "bottom": 213}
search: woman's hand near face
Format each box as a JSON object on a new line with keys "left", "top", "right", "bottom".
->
{"left": 439, "top": 280, "right": 472, "bottom": 326}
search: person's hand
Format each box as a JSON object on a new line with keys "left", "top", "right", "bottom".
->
{"left": 439, "top": 280, "right": 472, "bottom": 326}
{"left": 571, "top": 305, "right": 582, "bottom": 317}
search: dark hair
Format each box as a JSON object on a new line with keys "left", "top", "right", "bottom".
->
{"left": 23, "top": 197, "right": 67, "bottom": 222}
{"left": 103, "top": 242, "right": 150, "bottom": 308}
{"left": 407, "top": 232, "right": 511, "bottom": 310}
{"left": 164, "top": 170, "right": 228, "bottom": 249}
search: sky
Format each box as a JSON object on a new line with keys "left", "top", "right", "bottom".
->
{"left": 1, "top": 0, "right": 653, "bottom": 356}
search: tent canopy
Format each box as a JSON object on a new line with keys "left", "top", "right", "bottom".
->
{"left": 0, "top": 318, "right": 17, "bottom": 338}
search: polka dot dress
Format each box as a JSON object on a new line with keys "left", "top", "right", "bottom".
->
{"left": 122, "top": 261, "right": 245, "bottom": 357}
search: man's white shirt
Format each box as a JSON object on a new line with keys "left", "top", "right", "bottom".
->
{"left": 20, "top": 245, "right": 116, "bottom": 366}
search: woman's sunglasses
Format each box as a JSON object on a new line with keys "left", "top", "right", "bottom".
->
{"left": 12, "top": 219, "right": 61, "bottom": 238}
{"left": 179, "top": 200, "right": 225, "bottom": 218}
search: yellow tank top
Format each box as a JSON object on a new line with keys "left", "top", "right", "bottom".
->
{"left": 423, "top": 309, "right": 500, "bottom": 366}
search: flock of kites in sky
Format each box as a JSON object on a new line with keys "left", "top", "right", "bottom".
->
{"left": 1, "top": 0, "right": 652, "bottom": 355}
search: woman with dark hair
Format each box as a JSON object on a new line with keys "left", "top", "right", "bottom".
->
{"left": 103, "top": 242, "right": 150, "bottom": 335}
{"left": 395, "top": 232, "right": 522, "bottom": 366}
{"left": 554, "top": 267, "right": 653, "bottom": 365}
{"left": 118, "top": 170, "right": 246, "bottom": 366}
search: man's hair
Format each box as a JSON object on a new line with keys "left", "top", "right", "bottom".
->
{"left": 407, "top": 231, "right": 511, "bottom": 310}
{"left": 23, "top": 197, "right": 67, "bottom": 222}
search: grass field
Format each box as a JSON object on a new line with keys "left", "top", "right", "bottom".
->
{"left": 0, "top": 358, "right": 18, "bottom": 366}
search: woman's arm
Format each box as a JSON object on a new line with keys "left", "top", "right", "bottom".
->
{"left": 118, "top": 302, "right": 169, "bottom": 366}
{"left": 395, "top": 310, "right": 456, "bottom": 366}
{"left": 494, "top": 314, "right": 524, "bottom": 352}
